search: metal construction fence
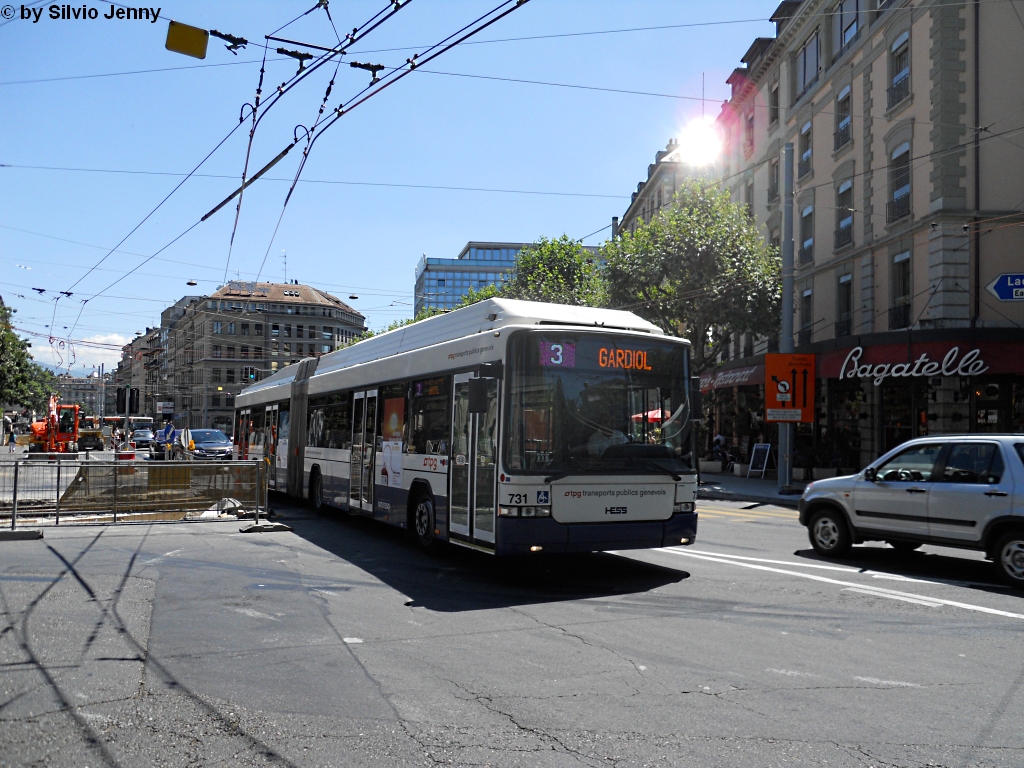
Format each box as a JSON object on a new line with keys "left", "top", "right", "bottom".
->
{"left": 0, "top": 459, "right": 267, "bottom": 528}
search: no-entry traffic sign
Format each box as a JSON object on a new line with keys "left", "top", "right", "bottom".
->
{"left": 765, "top": 353, "right": 816, "bottom": 423}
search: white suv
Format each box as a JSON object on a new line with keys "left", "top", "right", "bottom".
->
{"left": 798, "top": 435, "right": 1024, "bottom": 588}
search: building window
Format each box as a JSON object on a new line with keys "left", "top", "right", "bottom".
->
{"left": 240, "top": 345, "right": 249, "bottom": 359}
{"left": 284, "top": 324, "right": 291, "bottom": 338}
{"left": 744, "top": 181, "right": 754, "bottom": 218}
{"left": 798, "top": 121, "right": 812, "bottom": 177}
{"left": 799, "top": 288, "right": 814, "bottom": 346}
{"left": 832, "top": 0, "right": 860, "bottom": 58}
{"left": 322, "top": 326, "right": 333, "bottom": 340}
{"left": 211, "top": 395, "right": 221, "bottom": 407}
{"left": 212, "top": 345, "right": 221, "bottom": 359}
{"left": 227, "top": 322, "right": 236, "bottom": 335}
{"left": 241, "top": 323, "right": 249, "bottom": 336}
{"left": 255, "top": 323, "right": 263, "bottom": 337}
{"left": 271, "top": 324, "right": 279, "bottom": 337}
{"left": 768, "top": 158, "right": 780, "bottom": 203}
{"left": 890, "top": 251, "right": 912, "bottom": 329}
{"left": 321, "top": 344, "right": 331, "bottom": 354}
{"left": 770, "top": 229, "right": 781, "bottom": 250}
{"left": 800, "top": 206, "right": 814, "bottom": 264}
{"left": 254, "top": 346, "right": 263, "bottom": 360}
{"left": 213, "top": 322, "right": 222, "bottom": 334}
{"left": 744, "top": 113, "right": 755, "bottom": 153}
{"left": 768, "top": 84, "right": 779, "bottom": 125}
{"left": 835, "top": 180, "right": 854, "bottom": 249}
{"left": 296, "top": 325, "right": 304, "bottom": 339}
{"left": 886, "top": 142, "right": 911, "bottom": 222}
{"left": 837, "top": 274, "right": 853, "bottom": 336}
{"left": 437, "top": 279, "right": 445, "bottom": 287}
{"left": 888, "top": 32, "right": 910, "bottom": 109}
{"left": 212, "top": 368, "right": 221, "bottom": 382}
{"left": 226, "top": 369, "right": 235, "bottom": 383}
{"left": 796, "top": 30, "right": 819, "bottom": 97}
{"left": 225, "top": 394, "right": 235, "bottom": 407}
{"left": 308, "top": 325, "right": 316, "bottom": 338}
{"left": 834, "top": 86, "right": 852, "bottom": 150}
{"left": 226, "top": 346, "right": 235, "bottom": 358}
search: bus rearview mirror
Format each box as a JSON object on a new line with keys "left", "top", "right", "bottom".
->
{"left": 468, "top": 378, "right": 489, "bottom": 413}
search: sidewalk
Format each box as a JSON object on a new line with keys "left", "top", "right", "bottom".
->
{"left": 697, "top": 471, "right": 807, "bottom": 509}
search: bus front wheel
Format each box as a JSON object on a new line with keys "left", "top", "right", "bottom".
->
{"left": 309, "top": 469, "right": 323, "bottom": 512}
{"left": 412, "top": 493, "right": 436, "bottom": 551}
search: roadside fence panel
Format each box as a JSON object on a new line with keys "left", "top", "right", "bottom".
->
{"left": 0, "top": 459, "right": 266, "bottom": 527}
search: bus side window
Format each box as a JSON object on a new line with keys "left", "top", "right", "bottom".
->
{"left": 325, "top": 393, "right": 352, "bottom": 449}
{"left": 409, "top": 377, "right": 450, "bottom": 456}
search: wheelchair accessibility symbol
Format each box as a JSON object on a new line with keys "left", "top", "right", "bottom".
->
{"left": 536, "top": 491, "right": 549, "bottom": 504}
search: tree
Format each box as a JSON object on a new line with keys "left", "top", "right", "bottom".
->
{"left": 602, "top": 179, "right": 780, "bottom": 372}
{"left": 0, "top": 303, "right": 57, "bottom": 412}
{"left": 502, "top": 235, "right": 606, "bottom": 306}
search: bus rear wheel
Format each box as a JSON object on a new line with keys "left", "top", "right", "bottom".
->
{"left": 412, "top": 492, "right": 436, "bottom": 551}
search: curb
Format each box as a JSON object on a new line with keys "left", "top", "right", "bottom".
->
{"left": 0, "top": 530, "right": 44, "bottom": 541}
{"left": 698, "top": 490, "right": 800, "bottom": 510}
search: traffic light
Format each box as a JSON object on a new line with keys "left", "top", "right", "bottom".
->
{"left": 116, "top": 387, "right": 126, "bottom": 414}
{"left": 129, "top": 388, "right": 140, "bottom": 415}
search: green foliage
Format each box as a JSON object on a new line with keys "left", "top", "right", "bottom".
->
{"left": 0, "top": 303, "right": 57, "bottom": 412}
{"left": 602, "top": 178, "right": 780, "bottom": 372}
{"left": 456, "top": 283, "right": 502, "bottom": 307}
{"left": 503, "top": 235, "right": 606, "bottom": 306}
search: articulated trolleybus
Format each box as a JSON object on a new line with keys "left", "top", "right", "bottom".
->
{"left": 235, "top": 299, "right": 698, "bottom": 555}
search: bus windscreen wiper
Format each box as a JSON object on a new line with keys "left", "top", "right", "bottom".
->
{"left": 644, "top": 461, "right": 681, "bottom": 482}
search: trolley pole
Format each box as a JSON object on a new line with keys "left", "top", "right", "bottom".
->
{"left": 779, "top": 142, "right": 795, "bottom": 491}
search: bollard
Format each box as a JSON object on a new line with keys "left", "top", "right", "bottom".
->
{"left": 11, "top": 461, "right": 19, "bottom": 530}
{"left": 55, "top": 461, "right": 61, "bottom": 527}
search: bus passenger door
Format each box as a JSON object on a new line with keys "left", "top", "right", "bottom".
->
{"left": 349, "top": 391, "right": 377, "bottom": 513}
{"left": 265, "top": 405, "right": 278, "bottom": 489}
{"left": 450, "top": 374, "right": 498, "bottom": 544}
{"left": 277, "top": 407, "right": 290, "bottom": 493}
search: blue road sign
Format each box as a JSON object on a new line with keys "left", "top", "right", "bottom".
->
{"left": 986, "top": 273, "right": 1024, "bottom": 301}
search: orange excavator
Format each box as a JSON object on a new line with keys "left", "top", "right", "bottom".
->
{"left": 28, "top": 395, "right": 80, "bottom": 453}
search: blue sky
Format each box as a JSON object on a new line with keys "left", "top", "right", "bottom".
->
{"left": 0, "top": 0, "right": 776, "bottom": 373}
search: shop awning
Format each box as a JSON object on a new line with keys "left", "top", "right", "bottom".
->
{"left": 699, "top": 364, "right": 764, "bottom": 391}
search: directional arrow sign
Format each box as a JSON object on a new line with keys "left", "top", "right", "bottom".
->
{"left": 986, "top": 273, "right": 1024, "bottom": 301}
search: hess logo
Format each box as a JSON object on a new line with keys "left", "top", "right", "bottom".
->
{"left": 605, "top": 506, "right": 628, "bottom": 515}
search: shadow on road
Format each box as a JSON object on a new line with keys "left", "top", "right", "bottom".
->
{"left": 272, "top": 495, "right": 690, "bottom": 612}
{"left": 792, "top": 545, "right": 1017, "bottom": 598}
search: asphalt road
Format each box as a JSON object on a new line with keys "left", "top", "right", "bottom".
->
{"left": 1, "top": 496, "right": 1023, "bottom": 767}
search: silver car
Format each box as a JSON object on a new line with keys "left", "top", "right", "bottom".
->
{"left": 799, "top": 435, "right": 1024, "bottom": 588}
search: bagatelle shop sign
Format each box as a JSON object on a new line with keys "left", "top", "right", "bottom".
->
{"left": 818, "top": 342, "right": 1024, "bottom": 386}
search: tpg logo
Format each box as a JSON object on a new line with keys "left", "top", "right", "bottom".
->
{"left": 605, "top": 506, "right": 627, "bottom": 515}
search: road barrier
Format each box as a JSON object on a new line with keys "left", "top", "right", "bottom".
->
{"left": 0, "top": 459, "right": 266, "bottom": 528}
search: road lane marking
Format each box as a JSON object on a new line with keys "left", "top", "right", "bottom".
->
{"left": 766, "top": 668, "right": 816, "bottom": 677}
{"left": 143, "top": 549, "right": 181, "bottom": 565}
{"left": 843, "top": 587, "right": 943, "bottom": 607}
{"left": 699, "top": 506, "right": 797, "bottom": 520}
{"left": 343, "top": 637, "right": 363, "bottom": 644}
{"left": 232, "top": 607, "right": 281, "bottom": 621}
{"left": 687, "top": 550, "right": 862, "bottom": 573}
{"left": 658, "top": 548, "right": 1024, "bottom": 620}
{"left": 854, "top": 676, "right": 921, "bottom": 688}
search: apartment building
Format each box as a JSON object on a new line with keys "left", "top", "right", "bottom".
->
{"left": 112, "top": 282, "right": 365, "bottom": 433}
{"left": 704, "top": 0, "right": 1023, "bottom": 467}
{"left": 414, "top": 242, "right": 529, "bottom": 316}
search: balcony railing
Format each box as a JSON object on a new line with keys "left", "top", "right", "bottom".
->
{"left": 887, "top": 73, "right": 910, "bottom": 109}
{"left": 799, "top": 246, "right": 814, "bottom": 265}
{"left": 886, "top": 193, "right": 911, "bottom": 223}
{"left": 888, "top": 303, "right": 911, "bottom": 330}
{"left": 834, "top": 121, "right": 852, "bottom": 150}
{"left": 834, "top": 223, "right": 854, "bottom": 249}
{"left": 798, "top": 155, "right": 812, "bottom": 178}
{"left": 798, "top": 328, "right": 813, "bottom": 347}
{"left": 835, "top": 317, "right": 852, "bottom": 337}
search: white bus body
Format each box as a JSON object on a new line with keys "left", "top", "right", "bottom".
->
{"left": 236, "top": 299, "right": 698, "bottom": 555}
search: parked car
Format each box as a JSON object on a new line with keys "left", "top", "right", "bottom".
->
{"left": 173, "top": 429, "right": 233, "bottom": 461}
{"left": 131, "top": 429, "right": 154, "bottom": 448}
{"left": 799, "top": 435, "right": 1024, "bottom": 588}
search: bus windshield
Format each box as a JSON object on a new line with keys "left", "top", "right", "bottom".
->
{"left": 505, "top": 331, "right": 692, "bottom": 475}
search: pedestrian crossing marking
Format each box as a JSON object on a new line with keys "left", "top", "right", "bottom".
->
{"left": 697, "top": 502, "right": 798, "bottom": 522}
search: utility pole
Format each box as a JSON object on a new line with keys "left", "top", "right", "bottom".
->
{"left": 779, "top": 142, "right": 795, "bottom": 491}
